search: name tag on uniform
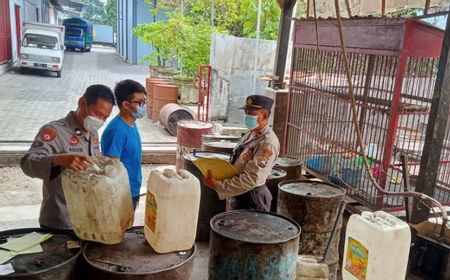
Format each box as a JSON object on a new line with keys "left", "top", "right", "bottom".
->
{"left": 69, "top": 147, "right": 83, "bottom": 153}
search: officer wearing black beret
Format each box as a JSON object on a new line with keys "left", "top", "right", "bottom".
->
{"left": 204, "top": 94, "right": 280, "bottom": 211}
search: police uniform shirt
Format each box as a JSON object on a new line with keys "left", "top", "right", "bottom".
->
{"left": 20, "top": 111, "right": 100, "bottom": 230}
{"left": 214, "top": 125, "right": 280, "bottom": 200}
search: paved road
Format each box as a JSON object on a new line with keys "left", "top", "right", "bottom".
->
{"left": 0, "top": 45, "right": 175, "bottom": 144}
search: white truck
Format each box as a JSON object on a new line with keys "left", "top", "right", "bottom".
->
{"left": 19, "top": 22, "right": 65, "bottom": 78}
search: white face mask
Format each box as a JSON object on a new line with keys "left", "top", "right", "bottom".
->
{"left": 82, "top": 100, "right": 105, "bottom": 133}
{"left": 83, "top": 116, "right": 104, "bottom": 133}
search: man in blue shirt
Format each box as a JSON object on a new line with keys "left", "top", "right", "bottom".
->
{"left": 101, "top": 79, "right": 146, "bottom": 210}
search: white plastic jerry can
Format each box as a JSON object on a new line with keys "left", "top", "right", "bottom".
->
{"left": 342, "top": 211, "right": 411, "bottom": 280}
{"left": 145, "top": 168, "right": 201, "bottom": 253}
{"left": 61, "top": 157, "right": 134, "bottom": 244}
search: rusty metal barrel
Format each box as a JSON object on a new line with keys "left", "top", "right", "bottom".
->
{"left": 201, "top": 141, "right": 238, "bottom": 156}
{"left": 266, "top": 167, "right": 287, "bottom": 212}
{"left": 0, "top": 228, "right": 81, "bottom": 279}
{"left": 275, "top": 157, "right": 303, "bottom": 181}
{"left": 277, "top": 180, "right": 346, "bottom": 280}
{"left": 209, "top": 210, "right": 300, "bottom": 280}
{"left": 159, "top": 103, "right": 194, "bottom": 136}
{"left": 184, "top": 151, "right": 230, "bottom": 242}
{"left": 145, "top": 78, "right": 170, "bottom": 119}
{"left": 145, "top": 77, "right": 168, "bottom": 94}
{"left": 176, "top": 120, "right": 213, "bottom": 169}
{"left": 152, "top": 84, "right": 178, "bottom": 121}
{"left": 83, "top": 227, "right": 195, "bottom": 280}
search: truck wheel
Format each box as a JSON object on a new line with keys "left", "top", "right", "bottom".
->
{"left": 86, "top": 48, "right": 91, "bottom": 52}
{"left": 56, "top": 71, "right": 62, "bottom": 78}
{"left": 20, "top": 67, "right": 27, "bottom": 74}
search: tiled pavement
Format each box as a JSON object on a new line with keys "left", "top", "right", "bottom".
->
{"left": 0, "top": 45, "right": 176, "bottom": 144}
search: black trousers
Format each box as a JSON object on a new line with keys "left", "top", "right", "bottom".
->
{"left": 231, "top": 185, "right": 272, "bottom": 212}
{"left": 132, "top": 196, "right": 140, "bottom": 211}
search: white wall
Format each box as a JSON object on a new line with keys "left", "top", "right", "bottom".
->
{"left": 209, "top": 34, "right": 278, "bottom": 122}
{"left": 209, "top": 33, "right": 293, "bottom": 123}
{"left": 24, "top": 0, "right": 38, "bottom": 22}
{"left": 48, "top": 6, "right": 57, "bottom": 24}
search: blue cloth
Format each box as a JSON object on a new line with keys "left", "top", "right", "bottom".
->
{"left": 101, "top": 116, "right": 142, "bottom": 198}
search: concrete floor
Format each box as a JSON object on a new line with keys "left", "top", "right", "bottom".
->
{"left": 0, "top": 45, "right": 176, "bottom": 145}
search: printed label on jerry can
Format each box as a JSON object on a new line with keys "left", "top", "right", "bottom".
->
{"left": 145, "top": 191, "right": 157, "bottom": 233}
{"left": 345, "top": 237, "right": 369, "bottom": 280}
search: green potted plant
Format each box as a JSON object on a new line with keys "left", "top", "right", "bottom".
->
{"left": 134, "top": 6, "right": 217, "bottom": 103}
{"left": 171, "top": 15, "right": 216, "bottom": 104}
{"left": 133, "top": 20, "right": 179, "bottom": 78}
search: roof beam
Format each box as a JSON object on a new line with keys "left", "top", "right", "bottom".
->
{"left": 273, "top": 0, "right": 297, "bottom": 87}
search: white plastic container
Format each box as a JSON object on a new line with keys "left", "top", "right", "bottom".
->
{"left": 61, "top": 157, "right": 134, "bottom": 244}
{"left": 342, "top": 211, "right": 411, "bottom": 280}
{"left": 145, "top": 168, "right": 200, "bottom": 253}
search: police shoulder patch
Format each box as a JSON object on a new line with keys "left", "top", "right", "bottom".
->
{"left": 262, "top": 148, "right": 273, "bottom": 157}
{"left": 261, "top": 147, "right": 273, "bottom": 161}
{"left": 41, "top": 128, "right": 57, "bottom": 142}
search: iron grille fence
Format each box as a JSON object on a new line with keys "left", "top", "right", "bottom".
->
{"left": 286, "top": 18, "right": 450, "bottom": 210}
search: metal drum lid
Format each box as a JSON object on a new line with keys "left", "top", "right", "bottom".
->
{"left": 279, "top": 181, "right": 345, "bottom": 198}
{"left": 83, "top": 227, "right": 195, "bottom": 274}
{"left": 275, "top": 157, "right": 303, "bottom": 167}
{"left": 210, "top": 210, "right": 300, "bottom": 244}
{"left": 166, "top": 109, "right": 194, "bottom": 136}
{"left": 177, "top": 120, "right": 213, "bottom": 130}
{"left": 203, "top": 141, "right": 238, "bottom": 149}
{"left": 0, "top": 228, "right": 81, "bottom": 275}
{"left": 183, "top": 151, "right": 230, "bottom": 161}
{"left": 202, "top": 134, "right": 241, "bottom": 142}
{"left": 267, "top": 167, "right": 287, "bottom": 180}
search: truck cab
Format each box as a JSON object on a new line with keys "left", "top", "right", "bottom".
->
{"left": 65, "top": 27, "right": 84, "bottom": 50}
{"left": 19, "top": 22, "right": 65, "bottom": 78}
{"left": 63, "top": 18, "right": 93, "bottom": 52}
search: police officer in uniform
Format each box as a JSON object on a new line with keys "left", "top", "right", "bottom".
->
{"left": 20, "top": 85, "right": 115, "bottom": 230}
{"left": 204, "top": 95, "right": 280, "bottom": 211}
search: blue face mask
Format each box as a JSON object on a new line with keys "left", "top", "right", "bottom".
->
{"left": 133, "top": 104, "right": 146, "bottom": 119}
{"left": 244, "top": 114, "right": 258, "bottom": 129}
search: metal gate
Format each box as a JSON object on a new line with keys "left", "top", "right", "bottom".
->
{"left": 197, "top": 64, "right": 211, "bottom": 122}
{"left": 285, "top": 17, "right": 450, "bottom": 210}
